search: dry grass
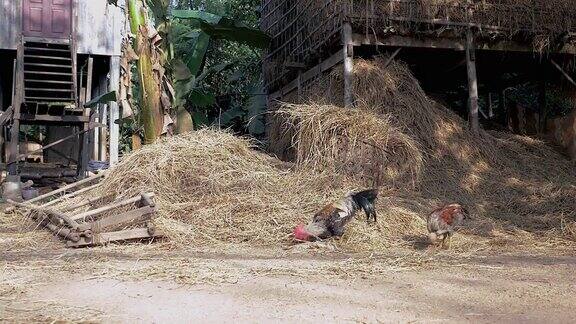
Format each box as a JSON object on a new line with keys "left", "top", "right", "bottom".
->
{"left": 276, "top": 103, "right": 423, "bottom": 188}
{"left": 5, "top": 60, "right": 576, "bottom": 256}
{"left": 270, "top": 56, "right": 576, "bottom": 251}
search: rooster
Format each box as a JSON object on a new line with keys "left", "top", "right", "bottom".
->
{"left": 293, "top": 189, "right": 378, "bottom": 242}
{"left": 427, "top": 203, "right": 469, "bottom": 248}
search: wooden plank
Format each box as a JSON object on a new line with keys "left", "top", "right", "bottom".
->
{"left": 7, "top": 199, "right": 81, "bottom": 230}
{"left": 90, "top": 206, "right": 155, "bottom": 233}
{"left": 71, "top": 193, "right": 156, "bottom": 221}
{"left": 19, "top": 114, "right": 89, "bottom": 123}
{"left": 24, "top": 71, "right": 73, "bottom": 76}
{"left": 60, "top": 194, "right": 112, "bottom": 213}
{"left": 24, "top": 55, "right": 71, "bottom": 61}
{"left": 269, "top": 49, "right": 344, "bottom": 100}
{"left": 351, "top": 33, "right": 576, "bottom": 55}
{"left": 25, "top": 171, "right": 106, "bottom": 204}
{"left": 39, "top": 182, "right": 102, "bottom": 208}
{"left": 66, "top": 227, "right": 164, "bottom": 248}
{"left": 10, "top": 123, "right": 99, "bottom": 163}
{"left": 24, "top": 63, "right": 71, "bottom": 68}
{"left": 383, "top": 48, "right": 402, "bottom": 69}
{"left": 466, "top": 29, "right": 480, "bottom": 135}
{"left": 25, "top": 79, "right": 73, "bottom": 84}
{"left": 24, "top": 88, "right": 74, "bottom": 92}
{"left": 23, "top": 96, "right": 75, "bottom": 101}
{"left": 551, "top": 59, "right": 576, "bottom": 87}
{"left": 24, "top": 47, "right": 70, "bottom": 53}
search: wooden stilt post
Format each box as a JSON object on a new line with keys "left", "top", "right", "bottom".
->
{"left": 342, "top": 22, "right": 354, "bottom": 108}
{"left": 8, "top": 42, "right": 24, "bottom": 176}
{"left": 466, "top": 28, "right": 480, "bottom": 135}
{"left": 108, "top": 56, "right": 121, "bottom": 165}
{"left": 78, "top": 56, "right": 94, "bottom": 178}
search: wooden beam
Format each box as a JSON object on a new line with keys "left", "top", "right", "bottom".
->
{"left": 90, "top": 206, "right": 155, "bottom": 233}
{"left": 78, "top": 56, "right": 94, "bottom": 178}
{"left": 351, "top": 34, "right": 576, "bottom": 55}
{"left": 8, "top": 42, "right": 24, "bottom": 175}
{"left": 9, "top": 122, "right": 101, "bottom": 164}
{"left": 466, "top": 29, "right": 480, "bottom": 135}
{"left": 25, "top": 171, "right": 106, "bottom": 204}
{"left": 269, "top": 50, "right": 344, "bottom": 100}
{"left": 383, "top": 48, "right": 402, "bottom": 69}
{"left": 19, "top": 114, "right": 91, "bottom": 124}
{"left": 343, "top": 22, "right": 354, "bottom": 108}
{"left": 39, "top": 182, "right": 102, "bottom": 208}
{"left": 7, "top": 199, "right": 81, "bottom": 230}
{"left": 71, "top": 193, "right": 156, "bottom": 221}
{"left": 551, "top": 59, "right": 576, "bottom": 87}
{"left": 108, "top": 56, "right": 120, "bottom": 165}
{"left": 59, "top": 194, "right": 113, "bottom": 213}
{"left": 66, "top": 227, "right": 164, "bottom": 248}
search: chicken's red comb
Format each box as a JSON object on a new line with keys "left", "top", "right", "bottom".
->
{"left": 293, "top": 223, "right": 310, "bottom": 241}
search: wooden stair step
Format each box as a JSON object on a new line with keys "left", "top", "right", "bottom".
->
{"left": 25, "top": 88, "right": 74, "bottom": 92}
{"left": 24, "top": 55, "right": 71, "bottom": 61}
{"left": 25, "top": 79, "right": 74, "bottom": 84}
{"left": 25, "top": 71, "right": 73, "bottom": 76}
{"left": 24, "top": 63, "right": 72, "bottom": 69}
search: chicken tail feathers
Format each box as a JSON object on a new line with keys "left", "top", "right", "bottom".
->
{"left": 352, "top": 189, "right": 378, "bottom": 223}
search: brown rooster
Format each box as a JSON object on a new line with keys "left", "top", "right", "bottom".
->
{"left": 427, "top": 203, "right": 469, "bottom": 248}
{"left": 293, "top": 189, "right": 378, "bottom": 242}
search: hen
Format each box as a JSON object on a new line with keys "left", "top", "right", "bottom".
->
{"left": 427, "top": 203, "right": 469, "bottom": 248}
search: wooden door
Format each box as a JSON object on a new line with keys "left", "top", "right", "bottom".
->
{"left": 22, "top": 0, "right": 72, "bottom": 39}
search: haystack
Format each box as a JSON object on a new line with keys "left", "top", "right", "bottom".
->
{"left": 270, "top": 57, "right": 576, "bottom": 247}
{"left": 276, "top": 103, "right": 423, "bottom": 188}
{"left": 27, "top": 58, "right": 576, "bottom": 253}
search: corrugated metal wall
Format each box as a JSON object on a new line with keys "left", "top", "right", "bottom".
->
{"left": 77, "top": 0, "right": 125, "bottom": 56}
{"left": 0, "top": 0, "right": 125, "bottom": 56}
{"left": 0, "top": 0, "right": 20, "bottom": 50}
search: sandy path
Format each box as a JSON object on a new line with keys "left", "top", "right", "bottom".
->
{"left": 2, "top": 251, "right": 575, "bottom": 323}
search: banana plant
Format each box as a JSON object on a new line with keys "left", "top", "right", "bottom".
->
{"left": 148, "top": 3, "right": 270, "bottom": 133}
{"left": 111, "top": 0, "right": 270, "bottom": 137}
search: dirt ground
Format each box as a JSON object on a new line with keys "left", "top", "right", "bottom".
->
{"left": 1, "top": 241, "right": 575, "bottom": 323}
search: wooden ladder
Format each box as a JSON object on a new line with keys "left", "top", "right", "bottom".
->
{"left": 22, "top": 39, "right": 77, "bottom": 111}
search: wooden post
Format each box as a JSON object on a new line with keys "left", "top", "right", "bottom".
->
{"left": 109, "top": 56, "right": 120, "bottom": 165}
{"left": 342, "top": 22, "right": 354, "bottom": 108}
{"left": 466, "top": 29, "right": 480, "bottom": 135}
{"left": 78, "top": 56, "right": 93, "bottom": 178}
{"left": 108, "top": 56, "right": 120, "bottom": 166}
{"left": 8, "top": 42, "right": 24, "bottom": 175}
{"left": 98, "top": 74, "right": 108, "bottom": 161}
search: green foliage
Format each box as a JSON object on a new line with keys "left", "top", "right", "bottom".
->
{"left": 121, "top": 0, "right": 268, "bottom": 140}
{"left": 84, "top": 91, "right": 117, "bottom": 108}
{"left": 167, "top": 4, "right": 269, "bottom": 135}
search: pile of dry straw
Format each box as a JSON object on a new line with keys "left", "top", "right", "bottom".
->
{"left": 47, "top": 57, "right": 576, "bottom": 253}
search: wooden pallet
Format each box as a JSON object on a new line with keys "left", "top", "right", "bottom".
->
{"left": 8, "top": 173, "right": 163, "bottom": 248}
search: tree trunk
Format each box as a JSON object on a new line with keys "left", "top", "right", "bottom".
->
{"left": 127, "top": 0, "right": 164, "bottom": 144}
